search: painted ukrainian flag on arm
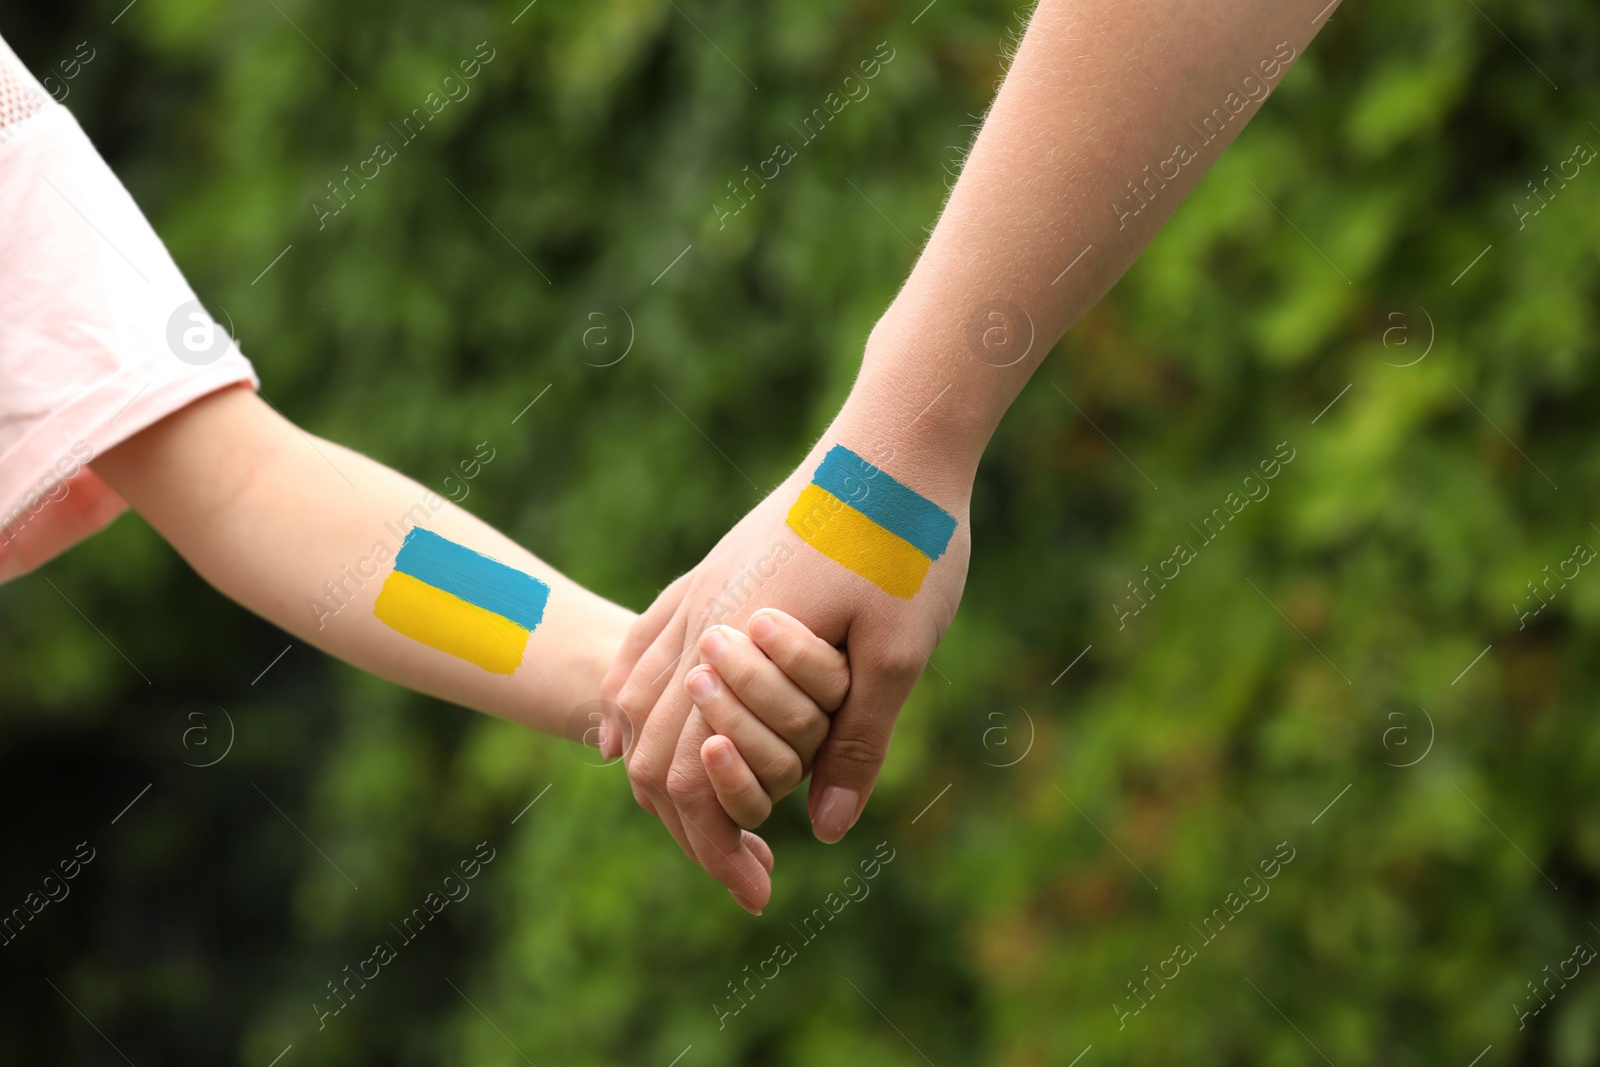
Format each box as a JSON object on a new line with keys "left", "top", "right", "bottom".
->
{"left": 785, "top": 445, "right": 957, "bottom": 599}
{"left": 372, "top": 527, "right": 550, "bottom": 675}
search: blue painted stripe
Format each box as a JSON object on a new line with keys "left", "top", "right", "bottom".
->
{"left": 392, "top": 527, "right": 550, "bottom": 631}
{"left": 810, "top": 445, "right": 956, "bottom": 560}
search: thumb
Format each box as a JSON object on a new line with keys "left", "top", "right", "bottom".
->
{"left": 601, "top": 573, "right": 690, "bottom": 701}
{"left": 805, "top": 643, "right": 921, "bottom": 844}
{"left": 599, "top": 573, "right": 690, "bottom": 760}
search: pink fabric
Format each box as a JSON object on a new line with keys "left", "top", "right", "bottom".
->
{"left": 0, "top": 34, "right": 257, "bottom": 583}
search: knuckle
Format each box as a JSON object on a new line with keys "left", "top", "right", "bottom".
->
{"left": 800, "top": 716, "right": 832, "bottom": 761}
{"left": 724, "top": 654, "right": 761, "bottom": 694}
{"left": 759, "top": 750, "right": 803, "bottom": 796}
{"left": 766, "top": 628, "right": 805, "bottom": 669}
{"left": 694, "top": 701, "right": 730, "bottom": 739}
{"left": 773, "top": 772, "right": 801, "bottom": 800}
{"left": 882, "top": 646, "right": 925, "bottom": 682}
{"left": 757, "top": 699, "right": 807, "bottom": 742}
{"left": 821, "top": 669, "right": 852, "bottom": 711}
{"left": 707, "top": 690, "right": 743, "bottom": 730}
{"left": 615, "top": 680, "right": 650, "bottom": 720}
{"left": 775, "top": 715, "right": 815, "bottom": 755}
{"left": 734, "top": 794, "right": 772, "bottom": 829}
{"left": 822, "top": 730, "right": 889, "bottom": 772}
{"left": 664, "top": 762, "right": 705, "bottom": 808}
{"left": 627, "top": 753, "right": 662, "bottom": 796}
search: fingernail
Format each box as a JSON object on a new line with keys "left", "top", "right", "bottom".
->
{"left": 730, "top": 889, "right": 762, "bottom": 916}
{"left": 687, "top": 667, "right": 719, "bottom": 702}
{"left": 749, "top": 611, "right": 778, "bottom": 644}
{"left": 700, "top": 627, "right": 729, "bottom": 662}
{"left": 595, "top": 720, "right": 609, "bottom": 753}
{"left": 812, "top": 786, "right": 860, "bottom": 844}
{"left": 707, "top": 738, "right": 734, "bottom": 768}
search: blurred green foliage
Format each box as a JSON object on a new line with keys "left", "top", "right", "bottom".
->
{"left": 4, "top": 0, "right": 1600, "bottom": 1063}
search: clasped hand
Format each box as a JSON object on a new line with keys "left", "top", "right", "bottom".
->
{"left": 599, "top": 450, "right": 969, "bottom": 913}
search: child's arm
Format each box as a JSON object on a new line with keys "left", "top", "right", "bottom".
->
{"left": 91, "top": 384, "right": 631, "bottom": 734}
{"left": 94, "top": 385, "right": 850, "bottom": 911}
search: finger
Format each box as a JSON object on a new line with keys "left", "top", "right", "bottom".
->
{"left": 631, "top": 773, "right": 699, "bottom": 870}
{"left": 619, "top": 607, "right": 693, "bottom": 813}
{"left": 669, "top": 707, "right": 773, "bottom": 912}
{"left": 688, "top": 663, "right": 806, "bottom": 795}
{"left": 698, "top": 624, "right": 830, "bottom": 766}
{"left": 618, "top": 679, "right": 701, "bottom": 872}
{"left": 731, "top": 830, "right": 776, "bottom": 910}
{"left": 742, "top": 830, "right": 774, "bottom": 873}
{"left": 806, "top": 621, "right": 926, "bottom": 844}
{"left": 748, "top": 608, "right": 851, "bottom": 712}
{"left": 598, "top": 573, "right": 690, "bottom": 758}
{"left": 625, "top": 620, "right": 718, "bottom": 867}
{"left": 598, "top": 572, "right": 686, "bottom": 697}
{"left": 701, "top": 734, "right": 774, "bottom": 829}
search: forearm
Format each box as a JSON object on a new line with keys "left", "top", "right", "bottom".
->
{"left": 843, "top": 0, "right": 1330, "bottom": 483}
{"left": 93, "top": 387, "right": 632, "bottom": 735}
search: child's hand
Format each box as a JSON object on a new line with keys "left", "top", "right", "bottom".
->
{"left": 683, "top": 609, "right": 848, "bottom": 829}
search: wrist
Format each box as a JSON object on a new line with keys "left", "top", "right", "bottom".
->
{"left": 823, "top": 329, "right": 993, "bottom": 507}
{"left": 818, "top": 388, "right": 975, "bottom": 529}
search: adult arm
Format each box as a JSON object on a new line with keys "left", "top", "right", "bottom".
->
{"left": 608, "top": 0, "right": 1336, "bottom": 894}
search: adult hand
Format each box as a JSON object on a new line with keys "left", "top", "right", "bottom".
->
{"left": 597, "top": 0, "right": 1332, "bottom": 912}
{"left": 599, "top": 428, "right": 970, "bottom": 911}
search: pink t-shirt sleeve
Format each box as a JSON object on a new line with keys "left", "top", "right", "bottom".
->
{"left": 0, "top": 36, "right": 259, "bottom": 583}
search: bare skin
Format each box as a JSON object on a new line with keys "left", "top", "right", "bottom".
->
{"left": 607, "top": 0, "right": 1338, "bottom": 903}
{"left": 89, "top": 387, "right": 846, "bottom": 913}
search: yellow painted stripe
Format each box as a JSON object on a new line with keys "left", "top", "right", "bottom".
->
{"left": 786, "top": 483, "right": 932, "bottom": 599}
{"left": 372, "top": 570, "right": 529, "bottom": 675}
